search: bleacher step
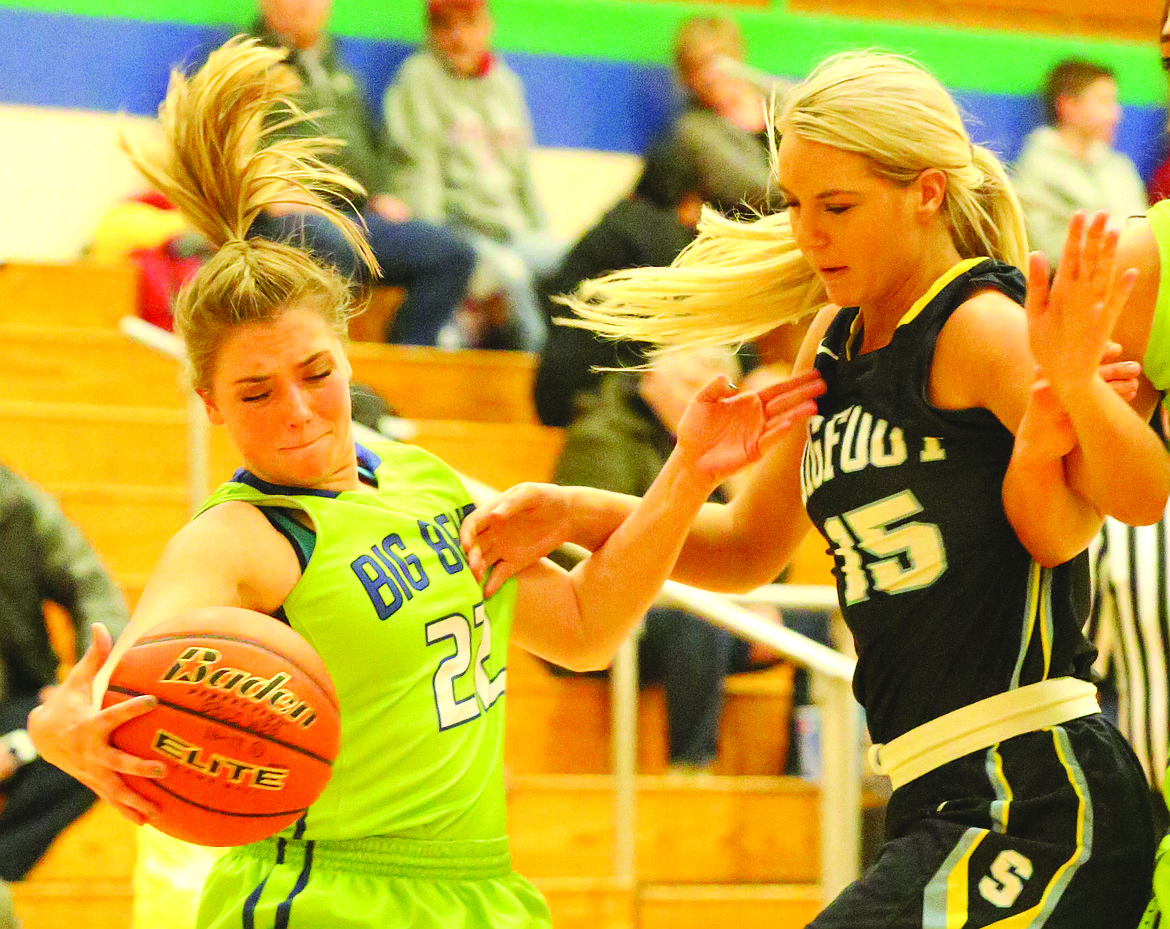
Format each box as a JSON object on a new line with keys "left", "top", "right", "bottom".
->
{"left": 638, "top": 882, "right": 824, "bottom": 929}
{"left": 0, "top": 399, "right": 239, "bottom": 488}
{"left": 0, "top": 261, "right": 137, "bottom": 330}
{"left": 531, "top": 878, "right": 825, "bottom": 929}
{"left": 507, "top": 773, "right": 820, "bottom": 883}
{"left": 505, "top": 645, "right": 795, "bottom": 776}
{"left": 0, "top": 399, "right": 562, "bottom": 498}
{"left": 0, "top": 325, "right": 185, "bottom": 407}
{"left": 532, "top": 876, "right": 636, "bottom": 929}
{"left": 0, "top": 323, "right": 541, "bottom": 424}
{"left": 50, "top": 482, "right": 189, "bottom": 579}
{"left": 10, "top": 880, "right": 135, "bottom": 929}
{"left": 348, "top": 341, "right": 539, "bottom": 423}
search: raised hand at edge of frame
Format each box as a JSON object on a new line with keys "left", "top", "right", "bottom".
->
{"left": 1025, "top": 210, "right": 1140, "bottom": 402}
{"left": 27, "top": 623, "right": 165, "bottom": 826}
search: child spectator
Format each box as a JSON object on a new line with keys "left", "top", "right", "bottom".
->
{"left": 533, "top": 137, "right": 702, "bottom": 427}
{"left": 384, "top": 0, "right": 566, "bottom": 351}
{"left": 247, "top": 0, "right": 476, "bottom": 346}
{"left": 670, "top": 15, "right": 779, "bottom": 217}
{"left": 1011, "top": 58, "right": 1147, "bottom": 266}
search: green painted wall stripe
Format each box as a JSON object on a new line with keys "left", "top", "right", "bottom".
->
{"left": 5, "top": 0, "right": 1166, "bottom": 103}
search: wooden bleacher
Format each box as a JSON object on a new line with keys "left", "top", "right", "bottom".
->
{"left": 9, "top": 804, "right": 136, "bottom": 929}
{"left": 786, "top": 0, "right": 1161, "bottom": 40}
{"left": 1, "top": 260, "right": 838, "bottom": 929}
{"left": 0, "top": 262, "right": 137, "bottom": 330}
{"left": 0, "top": 323, "right": 542, "bottom": 423}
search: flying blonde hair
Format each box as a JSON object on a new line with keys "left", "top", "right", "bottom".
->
{"left": 122, "top": 35, "right": 378, "bottom": 392}
{"left": 561, "top": 51, "right": 1028, "bottom": 352}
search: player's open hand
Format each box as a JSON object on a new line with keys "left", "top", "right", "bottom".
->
{"left": 27, "top": 623, "right": 165, "bottom": 825}
{"left": 674, "top": 370, "right": 825, "bottom": 485}
{"left": 1026, "top": 210, "right": 1139, "bottom": 400}
{"left": 461, "top": 483, "right": 574, "bottom": 597}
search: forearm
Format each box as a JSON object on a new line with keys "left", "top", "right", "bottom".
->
{"left": 562, "top": 485, "right": 639, "bottom": 550}
{"left": 1003, "top": 445, "right": 1102, "bottom": 566}
{"left": 1063, "top": 377, "right": 1170, "bottom": 526}
{"left": 564, "top": 449, "right": 717, "bottom": 669}
{"left": 561, "top": 484, "right": 771, "bottom": 590}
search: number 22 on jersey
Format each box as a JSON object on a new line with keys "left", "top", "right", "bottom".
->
{"left": 425, "top": 601, "right": 506, "bottom": 730}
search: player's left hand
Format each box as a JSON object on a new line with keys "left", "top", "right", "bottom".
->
{"left": 1099, "top": 342, "right": 1142, "bottom": 404}
{"left": 461, "top": 483, "right": 574, "bottom": 597}
{"left": 674, "top": 370, "right": 824, "bottom": 485}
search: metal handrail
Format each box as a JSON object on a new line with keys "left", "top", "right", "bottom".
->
{"left": 117, "top": 316, "right": 207, "bottom": 514}
{"left": 119, "top": 314, "right": 862, "bottom": 905}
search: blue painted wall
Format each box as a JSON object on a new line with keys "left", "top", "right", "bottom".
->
{"left": 0, "top": 6, "right": 1165, "bottom": 175}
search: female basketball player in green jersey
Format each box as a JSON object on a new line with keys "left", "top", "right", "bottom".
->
{"left": 23, "top": 38, "right": 818, "bottom": 929}
{"left": 1095, "top": 0, "right": 1170, "bottom": 423}
{"left": 461, "top": 52, "right": 1170, "bottom": 929}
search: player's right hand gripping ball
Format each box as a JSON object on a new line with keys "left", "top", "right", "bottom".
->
{"left": 102, "top": 607, "right": 340, "bottom": 846}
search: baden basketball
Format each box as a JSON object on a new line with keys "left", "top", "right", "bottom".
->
{"left": 101, "top": 607, "right": 341, "bottom": 847}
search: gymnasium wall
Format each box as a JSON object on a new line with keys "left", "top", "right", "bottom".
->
{"left": 0, "top": 0, "right": 1165, "bottom": 261}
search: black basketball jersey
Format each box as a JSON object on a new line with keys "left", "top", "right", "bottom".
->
{"left": 803, "top": 257, "right": 1096, "bottom": 744}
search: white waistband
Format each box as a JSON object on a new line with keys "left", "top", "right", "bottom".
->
{"left": 868, "top": 677, "right": 1099, "bottom": 791}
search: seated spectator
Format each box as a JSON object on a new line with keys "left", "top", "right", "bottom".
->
{"left": 1011, "top": 57, "right": 1147, "bottom": 267}
{"left": 247, "top": 0, "right": 476, "bottom": 346}
{"left": 383, "top": 0, "right": 566, "bottom": 351}
{"left": 0, "top": 463, "right": 130, "bottom": 882}
{"left": 551, "top": 349, "right": 781, "bottom": 771}
{"left": 670, "top": 15, "right": 779, "bottom": 217}
{"left": 533, "top": 137, "right": 703, "bottom": 427}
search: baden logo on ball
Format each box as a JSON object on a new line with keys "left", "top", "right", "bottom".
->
{"left": 102, "top": 607, "right": 341, "bottom": 846}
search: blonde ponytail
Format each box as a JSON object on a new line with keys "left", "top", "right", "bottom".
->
{"left": 122, "top": 35, "right": 376, "bottom": 391}
{"left": 944, "top": 145, "right": 1028, "bottom": 271}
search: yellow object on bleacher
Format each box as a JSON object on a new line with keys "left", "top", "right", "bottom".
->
{"left": 132, "top": 827, "right": 224, "bottom": 929}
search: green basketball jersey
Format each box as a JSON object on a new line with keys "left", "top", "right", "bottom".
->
{"left": 1144, "top": 199, "right": 1170, "bottom": 392}
{"left": 195, "top": 440, "right": 513, "bottom": 844}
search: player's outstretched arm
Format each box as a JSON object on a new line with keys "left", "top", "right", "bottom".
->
{"left": 509, "top": 373, "right": 819, "bottom": 671}
{"left": 1025, "top": 211, "right": 1170, "bottom": 526}
{"left": 28, "top": 501, "right": 301, "bottom": 826}
{"left": 463, "top": 366, "right": 827, "bottom": 599}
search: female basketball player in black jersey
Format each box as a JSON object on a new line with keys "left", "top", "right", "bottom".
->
{"left": 461, "top": 52, "right": 1169, "bottom": 929}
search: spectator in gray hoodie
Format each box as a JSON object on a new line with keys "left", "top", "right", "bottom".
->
{"left": 1011, "top": 58, "right": 1147, "bottom": 267}
{"left": 383, "top": 0, "right": 566, "bottom": 351}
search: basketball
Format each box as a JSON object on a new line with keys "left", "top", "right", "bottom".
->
{"left": 101, "top": 606, "right": 341, "bottom": 847}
